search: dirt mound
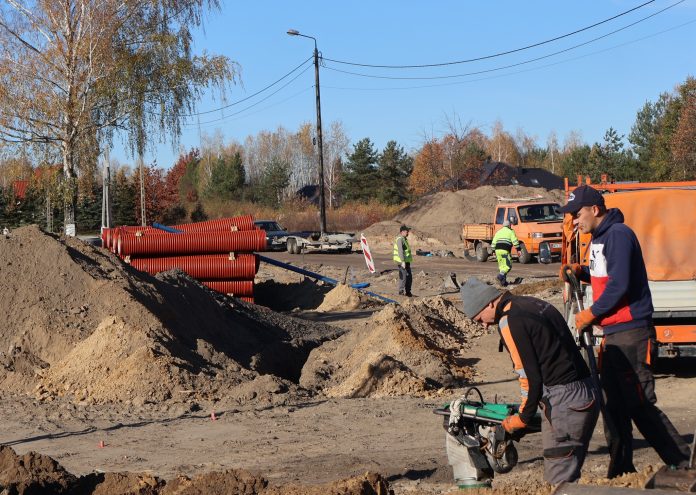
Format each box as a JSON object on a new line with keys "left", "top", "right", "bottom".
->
{"left": 0, "top": 226, "right": 342, "bottom": 405}
{"left": 388, "top": 185, "right": 564, "bottom": 245}
{"left": 317, "top": 284, "right": 379, "bottom": 312}
{"left": 0, "top": 445, "right": 76, "bottom": 494}
{"left": 264, "top": 472, "right": 392, "bottom": 495}
{"left": 0, "top": 445, "right": 392, "bottom": 495}
{"left": 362, "top": 220, "right": 450, "bottom": 251}
{"left": 300, "top": 296, "right": 483, "bottom": 398}
{"left": 162, "top": 469, "right": 267, "bottom": 494}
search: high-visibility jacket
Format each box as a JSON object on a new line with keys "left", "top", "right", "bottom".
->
{"left": 393, "top": 235, "right": 412, "bottom": 263}
{"left": 492, "top": 226, "right": 520, "bottom": 252}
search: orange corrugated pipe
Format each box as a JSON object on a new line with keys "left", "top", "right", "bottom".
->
{"left": 118, "top": 229, "right": 267, "bottom": 256}
{"left": 200, "top": 280, "right": 254, "bottom": 296}
{"left": 130, "top": 254, "right": 258, "bottom": 280}
{"left": 239, "top": 297, "right": 255, "bottom": 304}
{"left": 175, "top": 215, "right": 255, "bottom": 232}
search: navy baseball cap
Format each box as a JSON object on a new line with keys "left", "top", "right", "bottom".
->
{"left": 558, "top": 185, "right": 605, "bottom": 214}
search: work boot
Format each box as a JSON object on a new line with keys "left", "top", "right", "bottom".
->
{"left": 496, "top": 273, "right": 508, "bottom": 287}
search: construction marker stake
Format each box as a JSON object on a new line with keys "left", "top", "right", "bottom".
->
{"left": 98, "top": 440, "right": 105, "bottom": 448}
{"left": 210, "top": 411, "right": 217, "bottom": 421}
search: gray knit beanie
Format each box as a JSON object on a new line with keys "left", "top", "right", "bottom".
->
{"left": 460, "top": 277, "right": 502, "bottom": 318}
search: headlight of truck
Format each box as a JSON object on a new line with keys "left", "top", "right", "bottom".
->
{"left": 531, "top": 232, "right": 544, "bottom": 238}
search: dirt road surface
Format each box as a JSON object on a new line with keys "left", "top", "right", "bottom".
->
{"left": 1, "top": 236, "right": 694, "bottom": 494}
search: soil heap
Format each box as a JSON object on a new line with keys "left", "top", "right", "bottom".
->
{"left": 316, "top": 284, "right": 378, "bottom": 312}
{"left": 363, "top": 185, "right": 564, "bottom": 246}
{"left": 300, "top": 296, "right": 483, "bottom": 398}
{"left": 0, "top": 445, "right": 393, "bottom": 495}
{"left": 0, "top": 226, "right": 342, "bottom": 406}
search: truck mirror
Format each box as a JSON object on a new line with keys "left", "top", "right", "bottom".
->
{"left": 538, "top": 242, "right": 551, "bottom": 264}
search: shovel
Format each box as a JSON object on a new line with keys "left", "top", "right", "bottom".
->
{"left": 564, "top": 268, "right": 622, "bottom": 479}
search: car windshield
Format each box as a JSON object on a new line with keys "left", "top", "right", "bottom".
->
{"left": 256, "top": 221, "right": 283, "bottom": 231}
{"left": 518, "top": 204, "right": 563, "bottom": 222}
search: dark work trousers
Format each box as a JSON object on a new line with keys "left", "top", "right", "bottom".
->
{"left": 540, "top": 378, "right": 599, "bottom": 484}
{"left": 600, "top": 326, "right": 691, "bottom": 477}
{"left": 397, "top": 262, "right": 412, "bottom": 295}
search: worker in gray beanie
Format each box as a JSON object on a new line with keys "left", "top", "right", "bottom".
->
{"left": 459, "top": 277, "right": 598, "bottom": 485}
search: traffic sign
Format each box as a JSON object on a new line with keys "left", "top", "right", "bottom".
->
{"left": 360, "top": 234, "right": 375, "bottom": 273}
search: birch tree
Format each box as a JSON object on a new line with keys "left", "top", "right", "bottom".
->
{"left": 0, "top": 0, "right": 235, "bottom": 234}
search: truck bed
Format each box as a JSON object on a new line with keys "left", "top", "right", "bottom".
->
{"left": 462, "top": 223, "right": 494, "bottom": 241}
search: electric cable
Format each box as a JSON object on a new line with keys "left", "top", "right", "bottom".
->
{"left": 179, "top": 56, "right": 313, "bottom": 117}
{"left": 323, "top": 0, "right": 658, "bottom": 68}
{"left": 321, "top": 0, "right": 685, "bottom": 81}
{"left": 319, "top": 18, "right": 696, "bottom": 92}
{"left": 191, "top": 86, "right": 314, "bottom": 130}
{"left": 182, "top": 63, "right": 313, "bottom": 126}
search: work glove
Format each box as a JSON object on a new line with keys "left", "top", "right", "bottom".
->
{"left": 560, "top": 263, "right": 583, "bottom": 282}
{"left": 575, "top": 308, "right": 595, "bottom": 332}
{"left": 400, "top": 262, "right": 406, "bottom": 268}
{"left": 495, "top": 423, "right": 525, "bottom": 443}
{"left": 501, "top": 414, "right": 526, "bottom": 433}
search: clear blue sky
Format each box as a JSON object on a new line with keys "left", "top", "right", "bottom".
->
{"left": 113, "top": 0, "right": 696, "bottom": 169}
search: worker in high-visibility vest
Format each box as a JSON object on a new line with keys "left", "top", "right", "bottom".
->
{"left": 393, "top": 225, "right": 413, "bottom": 296}
{"left": 491, "top": 220, "right": 520, "bottom": 287}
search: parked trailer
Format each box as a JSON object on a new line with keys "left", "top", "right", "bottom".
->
{"left": 282, "top": 231, "right": 355, "bottom": 254}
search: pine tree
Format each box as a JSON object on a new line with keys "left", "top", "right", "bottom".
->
{"left": 377, "top": 140, "right": 413, "bottom": 205}
{"left": 256, "top": 158, "right": 290, "bottom": 208}
{"left": 204, "top": 151, "right": 245, "bottom": 200}
{"left": 339, "top": 138, "right": 379, "bottom": 202}
{"left": 112, "top": 169, "right": 137, "bottom": 226}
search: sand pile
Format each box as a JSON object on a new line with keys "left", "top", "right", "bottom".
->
{"left": 0, "top": 445, "right": 392, "bottom": 495}
{"left": 300, "top": 296, "right": 483, "bottom": 398}
{"left": 316, "top": 284, "right": 379, "bottom": 312}
{"left": 364, "top": 186, "right": 565, "bottom": 246}
{"left": 0, "top": 226, "right": 343, "bottom": 406}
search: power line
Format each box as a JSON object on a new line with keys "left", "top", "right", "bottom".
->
{"left": 323, "top": 0, "right": 658, "bottom": 68}
{"left": 320, "top": 18, "right": 696, "bottom": 92}
{"left": 322, "top": 0, "right": 685, "bottom": 81}
{"left": 192, "top": 87, "right": 314, "bottom": 131}
{"left": 179, "top": 56, "right": 313, "bottom": 117}
{"left": 183, "top": 63, "right": 313, "bottom": 126}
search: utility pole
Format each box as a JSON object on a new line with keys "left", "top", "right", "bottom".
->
{"left": 101, "top": 149, "right": 112, "bottom": 232}
{"left": 138, "top": 152, "right": 146, "bottom": 226}
{"left": 287, "top": 29, "right": 327, "bottom": 234}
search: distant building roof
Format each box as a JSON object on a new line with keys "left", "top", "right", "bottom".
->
{"left": 436, "top": 161, "right": 564, "bottom": 193}
{"left": 481, "top": 161, "right": 564, "bottom": 189}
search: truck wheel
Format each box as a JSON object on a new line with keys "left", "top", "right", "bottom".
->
{"left": 287, "top": 238, "right": 296, "bottom": 254}
{"left": 475, "top": 242, "right": 488, "bottom": 262}
{"left": 518, "top": 244, "right": 532, "bottom": 264}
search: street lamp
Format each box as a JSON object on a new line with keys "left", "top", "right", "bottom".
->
{"left": 287, "top": 29, "right": 327, "bottom": 234}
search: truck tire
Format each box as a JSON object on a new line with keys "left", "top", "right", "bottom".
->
{"left": 518, "top": 244, "right": 532, "bottom": 264}
{"left": 475, "top": 242, "right": 488, "bottom": 262}
{"left": 287, "top": 238, "right": 297, "bottom": 254}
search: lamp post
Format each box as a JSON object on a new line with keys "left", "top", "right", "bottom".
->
{"left": 287, "top": 29, "right": 327, "bottom": 234}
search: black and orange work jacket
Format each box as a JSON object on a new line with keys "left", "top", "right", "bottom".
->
{"left": 494, "top": 292, "right": 590, "bottom": 426}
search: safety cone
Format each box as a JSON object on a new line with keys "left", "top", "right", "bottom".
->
{"left": 98, "top": 440, "right": 105, "bottom": 448}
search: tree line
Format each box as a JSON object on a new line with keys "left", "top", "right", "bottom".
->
{"left": 0, "top": 76, "right": 694, "bottom": 233}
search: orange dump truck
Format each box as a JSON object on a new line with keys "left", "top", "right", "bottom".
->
{"left": 463, "top": 198, "right": 564, "bottom": 263}
{"left": 562, "top": 178, "right": 696, "bottom": 358}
